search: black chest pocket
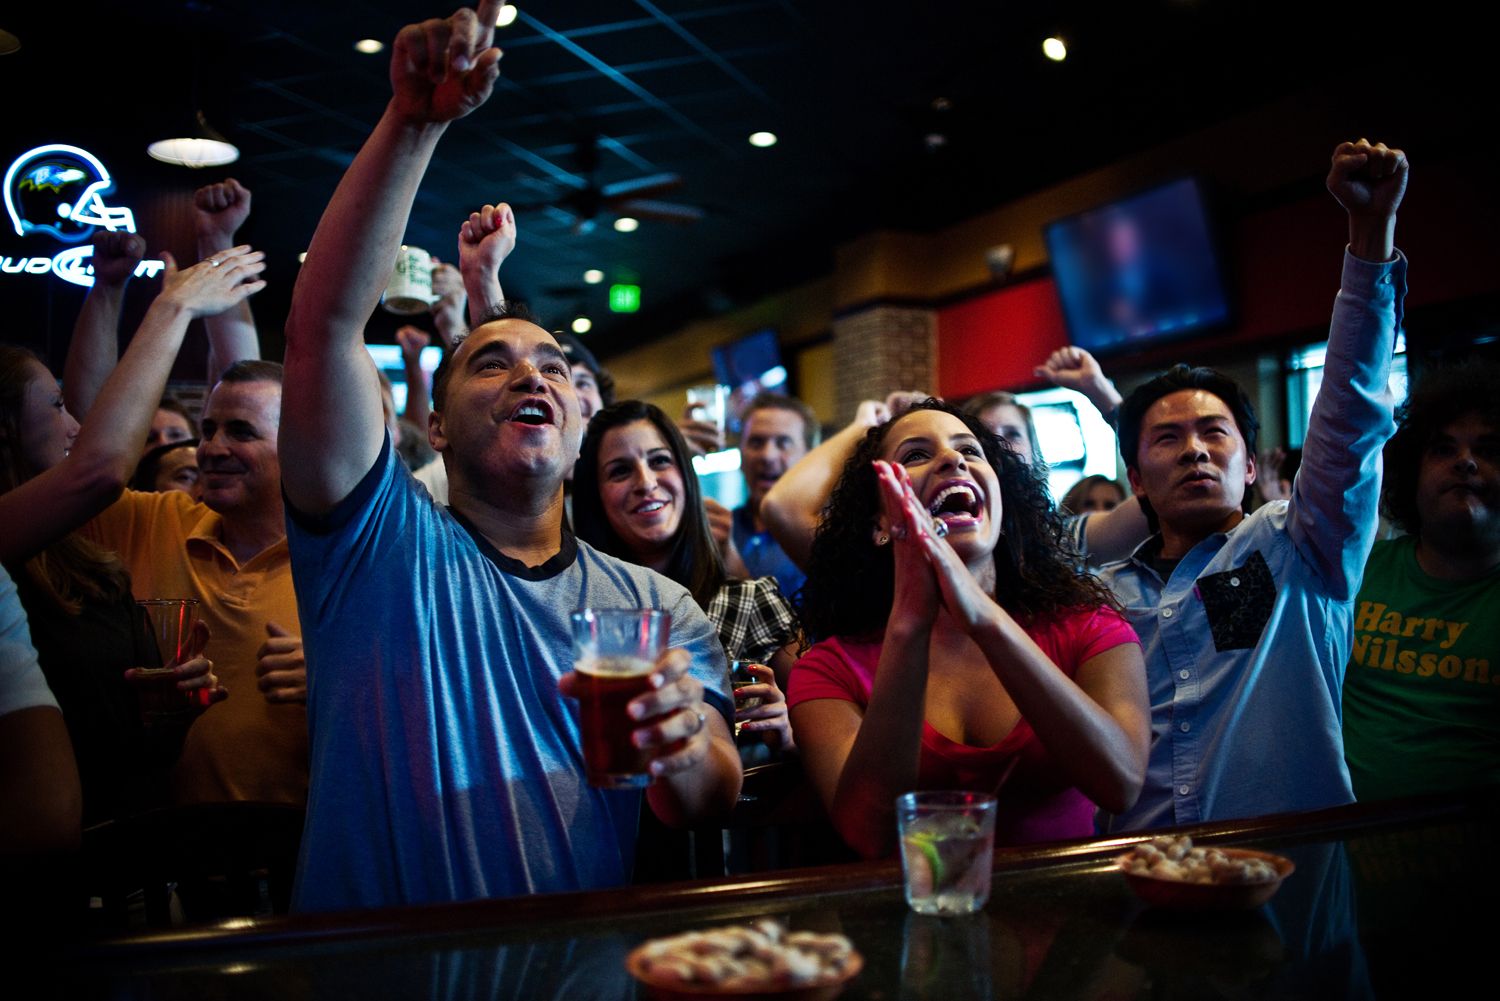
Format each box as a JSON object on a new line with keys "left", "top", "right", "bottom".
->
{"left": 1198, "top": 551, "right": 1276, "bottom": 652}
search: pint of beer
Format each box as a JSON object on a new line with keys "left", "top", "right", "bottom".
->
{"left": 571, "top": 609, "right": 671, "bottom": 789}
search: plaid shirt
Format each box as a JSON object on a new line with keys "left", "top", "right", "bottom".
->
{"left": 706, "top": 577, "right": 799, "bottom": 665}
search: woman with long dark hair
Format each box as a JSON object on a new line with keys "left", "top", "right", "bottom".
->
{"left": 788, "top": 400, "right": 1149, "bottom": 857}
{"left": 573, "top": 401, "right": 797, "bottom": 753}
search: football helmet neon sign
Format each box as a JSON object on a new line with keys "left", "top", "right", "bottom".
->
{"left": 2, "top": 143, "right": 162, "bottom": 286}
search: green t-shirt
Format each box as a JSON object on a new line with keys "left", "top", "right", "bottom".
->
{"left": 1343, "top": 536, "right": 1500, "bottom": 801}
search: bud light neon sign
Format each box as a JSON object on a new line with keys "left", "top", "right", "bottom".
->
{"left": 2, "top": 143, "right": 165, "bottom": 287}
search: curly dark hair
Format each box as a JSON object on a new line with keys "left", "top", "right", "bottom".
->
{"left": 572, "top": 400, "right": 726, "bottom": 610}
{"left": 1382, "top": 360, "right": 1500, "bottom": 537}
{"left": 799, "top": 400, "right": 1118, "bottom": 641}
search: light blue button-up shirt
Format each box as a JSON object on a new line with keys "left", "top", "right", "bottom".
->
{"left": 1100, "top": 250, "right": 1406, "bottom": 833}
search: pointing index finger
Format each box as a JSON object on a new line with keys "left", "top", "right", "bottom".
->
{"left": 475, "top": 0, "right": 505, "bottom": 46}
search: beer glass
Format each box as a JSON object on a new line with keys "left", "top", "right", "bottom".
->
{"left": 571, "top": 609, "right": 671, "bottom": 789}
{"left": 135, "top": 598, "right": 199, "bottom": 725}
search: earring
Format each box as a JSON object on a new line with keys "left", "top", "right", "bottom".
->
{"left": 874, "top": 531, "right": 891, "bottom": 546}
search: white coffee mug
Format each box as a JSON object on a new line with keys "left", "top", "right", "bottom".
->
{"left": 382, "top": 245, "right": 434, "bottom": 315}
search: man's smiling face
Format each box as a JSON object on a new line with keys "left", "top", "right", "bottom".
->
{"left": 197, "top": 379, "right": 282, "bottom": 517}
{"left": 430, "top": 319, "right": 583, "bottom": 487}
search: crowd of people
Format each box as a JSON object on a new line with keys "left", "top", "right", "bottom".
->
{"left": 2, "top": 1, "right": 1494, "bottom": 930}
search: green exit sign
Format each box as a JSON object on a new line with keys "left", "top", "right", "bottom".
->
{"left": 609, "top": 284, "right": 641, "bottom": 313}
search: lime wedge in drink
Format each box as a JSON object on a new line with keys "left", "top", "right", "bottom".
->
{"left": 904, "top": 830, "right": 946, "bottom": 887}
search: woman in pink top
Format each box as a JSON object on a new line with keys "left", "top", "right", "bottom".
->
{"left": 787, "top": 401, "right": 1149, "bottom": 856}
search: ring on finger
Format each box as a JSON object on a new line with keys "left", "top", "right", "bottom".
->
{"left": 933, "top": 519, "right": 948, "bottom": 538}
{"left": 207, "top": 259, "right": 221, "bottom": 267}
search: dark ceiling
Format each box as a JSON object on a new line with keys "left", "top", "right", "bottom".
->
{"left": 0, "top": 1, "right": 1480, "bottom": 363}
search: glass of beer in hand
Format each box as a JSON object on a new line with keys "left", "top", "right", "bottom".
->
{"left": 135, "top": 598, "right": 199, "bottom": 725}
{"left": 571, "top": 609, "right": 671, "bottom": 789}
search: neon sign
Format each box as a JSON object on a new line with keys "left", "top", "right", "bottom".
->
{"left": 2, "top": 143, "right": 164, "bottom": 287}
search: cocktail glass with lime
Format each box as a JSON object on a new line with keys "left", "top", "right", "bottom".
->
{"left": 896, "top": 791, "right": 997, "bottom": 916}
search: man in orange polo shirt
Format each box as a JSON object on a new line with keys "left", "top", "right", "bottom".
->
{"left": 84, "top": 360, "right": 307, "bottom": 807}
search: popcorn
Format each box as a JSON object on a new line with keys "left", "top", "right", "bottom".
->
{"left": 633, "top": 921, "right": 857, "bottom": 990}
{"left": 1120, "top": 835, "right": 1281, "bottom": 885}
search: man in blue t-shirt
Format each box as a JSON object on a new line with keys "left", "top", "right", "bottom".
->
{"left": 278, "top": 2, "right": 741, "bottom": 911}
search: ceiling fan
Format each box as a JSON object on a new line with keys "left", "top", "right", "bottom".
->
{"left": 512, "top": 136, "right": 705, "bottom": 235}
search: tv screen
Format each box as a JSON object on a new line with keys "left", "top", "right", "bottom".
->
{"left": 711, "top": 328, "right": 788, "bottom": 432}
{"left": 364, "top": 344, "right": 444, "bottom": 415}
{"left": 1044, "top": 177, "right": 1230, "bottom": 356}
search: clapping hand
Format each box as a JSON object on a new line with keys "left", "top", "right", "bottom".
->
{"left": 884, "top": 459, "right": 1000, "bottom": 635}
{"left": 874, "top": 459, "right": 938, "bottom": 623}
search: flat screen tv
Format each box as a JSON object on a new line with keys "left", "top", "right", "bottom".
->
{"left": 711, "top": 328, "right": 788, "bottom": 432}
{"left": 364, "top": 343, "right": 444, "bottom": 415}
{"left": 1044, "top": 177, "right": 1231, "bottom": 356}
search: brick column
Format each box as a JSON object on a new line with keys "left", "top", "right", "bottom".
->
{"left": 831, "top": 305, "right": 937, "bottom": 425}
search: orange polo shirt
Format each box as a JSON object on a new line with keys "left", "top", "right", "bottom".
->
{"left": 84, "top": 490, "right": 306, "bottom": 807}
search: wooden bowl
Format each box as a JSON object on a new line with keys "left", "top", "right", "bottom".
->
{"left": 1117, "top": 847, "right": 1295, "bottom": 911}
{"left": 626, "top": 944, "right": 863, "bottom": 1001}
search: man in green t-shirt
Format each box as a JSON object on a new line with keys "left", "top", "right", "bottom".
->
{"left": 1343, "top": 362, "right": 1500, "bottom": 800}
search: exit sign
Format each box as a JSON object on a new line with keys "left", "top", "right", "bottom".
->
{"left": 609, "top": 284, "right": 641, "bottom": 313}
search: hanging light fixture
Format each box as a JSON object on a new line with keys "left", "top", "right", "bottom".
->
{"left": 148, "top": 110, "right": 240, "bottom": 168}
{"left": 147, "top": 11, "right": 240, "bottom": 169}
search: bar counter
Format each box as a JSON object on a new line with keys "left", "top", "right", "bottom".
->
{"left": 58, "top": 792, "right": 1495, "bottom": 999}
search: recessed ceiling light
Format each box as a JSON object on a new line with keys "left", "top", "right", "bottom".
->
{"left": 613, "top": 217, "right": 639, "bottom": 233}
{"left": 583, "top": 269, "right": 604, "bottom": 284}
{"left": 572, "top": 316, "right": 592, "bottom": 334}
{"left": 496, "top": 3, "right": 519, "bottom": 28}
{"left": 1042, "top": 37, "right": 1067, "bottom": 61}
{"left": 354, "top": 39, "right": 384, "bottom": 55}
{"left": 748, "top": 131, "right": 777, "bottom": 148}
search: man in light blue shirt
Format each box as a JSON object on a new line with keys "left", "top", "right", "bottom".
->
{"left": 1100, "top": 139, "right": 1410, "bottom": 832}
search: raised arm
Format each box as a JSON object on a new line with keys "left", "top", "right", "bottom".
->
{"left": 280, "top": 3, "right": 504, "bottom": 515}
{"left": 789, "top": 460, "right": 942, "bottom": 857}
{"left": 1289, "top": 139, "right": 1407, "bottom": 594}
{"left": 395, "top": 325, "right": 433, "bottom": 430}
{"left": 1034, "top": 346, "right": 1149, "bottom": 563}
{"left": 429, "top": 261, "right": 468, "bottom": 349}
{"left": 196, "top": 179, "right": 262, "bottom": 380}
{"left": 457, "top": 202, "right": 515, "bottom": 328}
{"left": 761, "top": 400, "right": 889, "bottom": 570}
{"left": 2, "top": 248, "right": 266, "bottom": 564}
{"left": 61, "top": 231, "right": 145, "bottom": 420}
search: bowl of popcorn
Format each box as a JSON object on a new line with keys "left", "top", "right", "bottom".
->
{"left": 626, "top": 919, "right": 863, "bottom": 1000}
{"left": 1117, "top": 834, "right": 1295, "bottom": 911}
